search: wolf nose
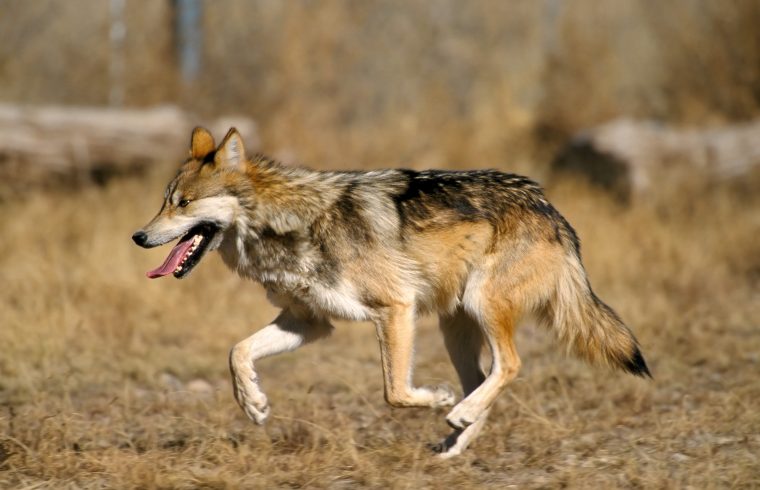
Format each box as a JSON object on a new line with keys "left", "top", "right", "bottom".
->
{"left": 132, "top": 230, "right": 148, "bottom": 247}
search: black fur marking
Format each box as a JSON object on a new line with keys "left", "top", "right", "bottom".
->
{"left": 391, "top": 169, "right": 430, "bottom": 230}
{"left": 333, "top": 183, "right": 374, "bottom": 244}
{"left": 552, "top": 222, "right": 564, "bottom": 244}
{"left": 555, "top": 212, "right": 581, "bottom": 256}
{"left": 392, "top": 169, "right": 485, "bottom": 233}
{"left": 623, "top": 346, "right": 653, "bottom": 379}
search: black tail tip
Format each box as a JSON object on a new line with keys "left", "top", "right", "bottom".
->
{"left": 623, "top": 346, "right": 653, "bottom": 379}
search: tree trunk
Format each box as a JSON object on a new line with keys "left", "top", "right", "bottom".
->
{"left": 550, "top": 118, "right": 760, "bottom": 201}
{"left": 0, "top": 104, "right": 258, "bottom": 190}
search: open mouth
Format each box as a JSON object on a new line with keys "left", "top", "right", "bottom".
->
{"left": 146, "top": 223, "right": 218, "bottom": 279}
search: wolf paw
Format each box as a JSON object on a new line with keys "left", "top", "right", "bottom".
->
{"left": 446, "top": 402, "right": 478, "bottom": 430}
{"left": 435, "top": 446, "right": 463, "bottom": 459}
{"left": 232, "top": 377, "right": 270, "bottom": 425}
{"left": 242, "top": 399, "right": 270, "bottom": 425}
{"left": 427, "top": 385, "right": 456, "bottom": 408}
{"left": 428, "top": 438, "right": 461, "bottom": 459}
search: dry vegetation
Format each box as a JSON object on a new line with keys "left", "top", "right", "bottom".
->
{"left": 0, "top": 163, "right": 758, "bottom": 488}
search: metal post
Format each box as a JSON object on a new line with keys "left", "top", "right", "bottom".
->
{"left": 176, "top": 0, "right": 202, "bottom": 83}
{"left": 109, "top": 0, "right": 126, "bottom": 106}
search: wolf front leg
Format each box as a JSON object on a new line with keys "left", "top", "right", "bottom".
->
{"left": 229, "top": 308, "right": 333, "bottom": 424}
{"left": 375, "top": 304, "right": 455, "bottom": 408}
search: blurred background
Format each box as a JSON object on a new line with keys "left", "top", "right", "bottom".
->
{"left": 1, "top": 1, "right": 759, "bottom": 487}
{"left": 3, "top": 0, "right": 760, "bottom": 177}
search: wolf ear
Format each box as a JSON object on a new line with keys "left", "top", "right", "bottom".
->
{"left": 214, "top": 128, "right": 246, "bottom": 170}
{"left": 190, "top": 127, "right": 216, "bottom": 159}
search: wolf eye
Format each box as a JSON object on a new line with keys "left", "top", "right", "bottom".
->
{"left": 179, "top": 199, "right": 190, "bottom": 208}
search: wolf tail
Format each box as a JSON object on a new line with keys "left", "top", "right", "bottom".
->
{"left": 540, "top": 249, "right": 652, "bottom": 378}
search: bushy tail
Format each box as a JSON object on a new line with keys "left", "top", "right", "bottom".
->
{"left": 541, "top": 253, "right": 652, "bottom": 378}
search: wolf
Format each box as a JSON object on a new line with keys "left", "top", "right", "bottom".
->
{"left": 132, "top": 127, "right": 651, "bottom": 458}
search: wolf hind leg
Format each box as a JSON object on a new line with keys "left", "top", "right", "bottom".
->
{"left": 433, "top": 308, "right": 490, "bottom": 457}
{"left": 446, "top": 296, "right": 521, "bottom": 430}
{"left": 229, "top": 308, "right": 333, "bottom": 424}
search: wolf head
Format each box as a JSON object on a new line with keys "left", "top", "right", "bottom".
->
{"left": 132, "top": 127, "right": 249, "bottom": 279}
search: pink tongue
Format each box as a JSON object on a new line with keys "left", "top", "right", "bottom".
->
{"left": 146, "top": 236, "right": 195, "bottom": 278}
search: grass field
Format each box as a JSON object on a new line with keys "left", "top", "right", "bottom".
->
{"left": 1, "top": 165, "right": 759, "bottom": 488}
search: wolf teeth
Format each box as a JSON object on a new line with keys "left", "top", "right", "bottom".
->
{"left": 188, "top": 236, "right": 202, "bottom": 255}
{"left": 177, "top": 235, "right": 204, "bottom": 273}
{"left": 189, "top": 235, "right": 203, "bottom": 253}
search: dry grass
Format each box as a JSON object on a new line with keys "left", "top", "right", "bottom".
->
{"left": 0, "top": 162, "right": 758, "bottom": 489}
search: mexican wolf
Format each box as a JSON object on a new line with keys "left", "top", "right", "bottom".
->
{"left": 132, "top": 127, "right": 651, "bottom": 458}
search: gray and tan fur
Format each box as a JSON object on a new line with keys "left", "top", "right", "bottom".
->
{"left": 133, "top": 127, "right": 651, "bottom": 458}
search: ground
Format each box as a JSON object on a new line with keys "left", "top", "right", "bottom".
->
{"left": 0, "top": 167, "right": 758, "bottom": 488}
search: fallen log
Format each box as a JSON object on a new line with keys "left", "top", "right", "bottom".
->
{"left": 0, "top": 104, "right": 258, "bottom": 190}
{"left": 550, "top": 118, "right": 760, "bottom": 201}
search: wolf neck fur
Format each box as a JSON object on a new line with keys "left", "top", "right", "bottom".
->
{"left": 220, "top": 158, "right": 345, "bottom": 286}
{"left": 242, "top": 157, "right": 344, "bottom": 234}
